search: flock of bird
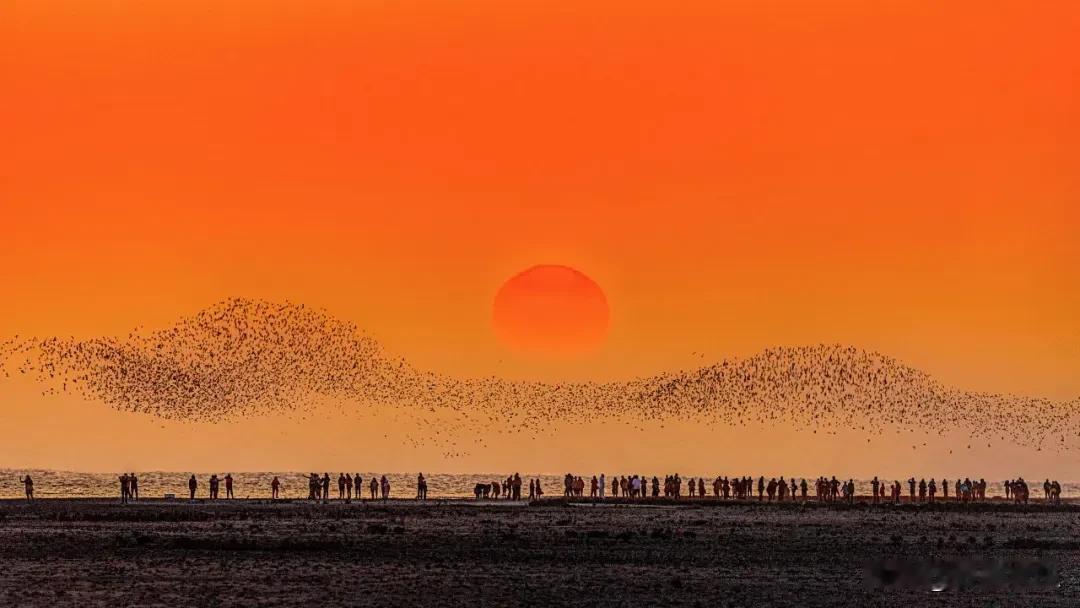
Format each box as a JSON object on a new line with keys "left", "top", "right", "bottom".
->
{"left": 1, "top": 298, "right": 1077, "bottom": 454}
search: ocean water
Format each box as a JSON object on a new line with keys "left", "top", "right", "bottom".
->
{"left": 0, "top": 471, "right": 566, "bottom": 500}
{"left": 0, "top": 470, "right": 1074, "bottom": 500}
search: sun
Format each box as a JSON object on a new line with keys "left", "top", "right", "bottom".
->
{"left": 493, "top": 265, "right": 610, "bottom": 355}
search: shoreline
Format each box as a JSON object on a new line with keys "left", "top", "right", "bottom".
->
{"left": 3, "top": 495, "right": 1078, "bottom": 511}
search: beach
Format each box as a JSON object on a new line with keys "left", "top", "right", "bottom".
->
{"left": 4, "top": 470, "right": 1078, "bottom": 500}
{"left": 1, "top": 498, "right": 1077, "bottom": 607}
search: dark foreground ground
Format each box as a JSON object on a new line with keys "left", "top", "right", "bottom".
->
{"left": 1, "top": 498, "right": 1079, "bottom": 607}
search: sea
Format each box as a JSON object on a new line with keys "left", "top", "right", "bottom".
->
{"left": 0, "top": 470, "right": 1074, "bottom": 500}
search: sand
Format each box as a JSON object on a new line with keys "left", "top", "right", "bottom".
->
{"left": 1, "top": 497, "right": 1077, "bottom": 607}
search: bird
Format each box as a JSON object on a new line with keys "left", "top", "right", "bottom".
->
{"left": 1, "top": 297, "right": 1076, "bottom": 458}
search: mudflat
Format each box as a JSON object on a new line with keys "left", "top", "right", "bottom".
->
{"left": 1, "top": 498, "right": 1077, "bottom": 607}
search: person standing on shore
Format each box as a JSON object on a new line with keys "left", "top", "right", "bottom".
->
{"left": 321, "top": 473, "right": 331, "bottom": 502}
{"left": 271, "top": 476, "right": 280, "bottom": 500}
{"left": 120, "top": 473, "right": 130, "bottom": 504}
{"left": 130, "top": 473, "right": 139, "bottom": 501}
{"left": 224, "top": 474, "right": 234, "bottom": 499}
{"left": 369, "top": 477, "right": 378, "bottom": 500}
{"left": 22, "top": 475, "right": 34, "bottom": 501}
{"left": 417, "top": 473, "right": 427, "bottom": 500}
{"left": 380, "top": 475, "right": 390, "bottom": 500}
{"left": 188, "top": 475, "right": 197, "bottom": 500}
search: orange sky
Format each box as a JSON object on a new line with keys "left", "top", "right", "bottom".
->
{"left": 1, "top": 1, "right": 1078, "bottom": 476}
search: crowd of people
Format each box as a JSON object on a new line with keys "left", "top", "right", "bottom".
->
{"left": 294, "top": 473, "right": 394, "bottom": 501}
{"left": 184, "top": 473, "right": 234, "bottom": 500}
{"left": 7, "top": 473, "right": 1071, "bottom": 505}
{"left": 473, "top": 474, "right": 530, "bottom": 499}
{"left": 549, "top": 473, "right": 1072, "bottom": 506}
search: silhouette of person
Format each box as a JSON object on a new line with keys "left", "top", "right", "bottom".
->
{"left": 188, "top": 475, "right": 197, "bottom": 500}
{"left": 225, "top": 474, "right": 234, "bottom": 499}
{"left": 120, "top": 473, "right": 130, "bottom": 504}
{"left": 271, "top": 476, "right": 280, "bottom": 500}
{"left": 22, "top": 475, "right": 34, "bottom": 500}
{"left": 130, "top": 473, "right": 139, "bottom": 501}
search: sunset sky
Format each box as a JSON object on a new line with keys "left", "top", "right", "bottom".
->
{"left": 2, "top": 1, "right": 1078, "bottom": 476}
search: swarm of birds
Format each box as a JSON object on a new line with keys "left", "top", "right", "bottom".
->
{"left": 1, "top": 298, "right": 1077, "bottom": 452}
